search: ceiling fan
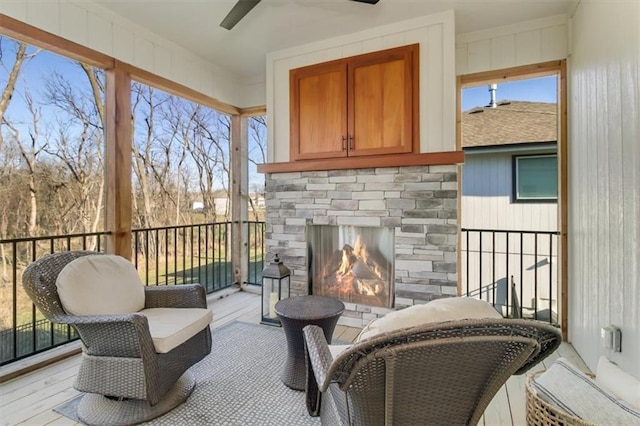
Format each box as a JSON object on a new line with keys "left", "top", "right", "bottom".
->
{"left": 220, "top": 0, "right": 380, "bottom": 30}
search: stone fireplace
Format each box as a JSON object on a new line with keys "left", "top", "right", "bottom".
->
{"left": 264, "top": 165, "right": 458, "bottom": 328}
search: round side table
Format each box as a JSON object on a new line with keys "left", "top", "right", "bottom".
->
{"left": 274, "top": 295, "right": 345, "bottom": 391}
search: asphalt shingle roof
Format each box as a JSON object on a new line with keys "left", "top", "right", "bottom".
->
{"left": 462, "top": 101, "right": 557, "bottom": 148}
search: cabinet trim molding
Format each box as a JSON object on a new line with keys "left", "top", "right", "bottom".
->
{"left": 257, "top": 150, "right": 464, "bottom": 173}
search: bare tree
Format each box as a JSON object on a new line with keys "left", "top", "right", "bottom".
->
{"left": 42, "top": 65, "right": 106, "bottom": 239}
{"left": 0, "top": 39, "right": 39, "bottom": 152}
{"left": 190, "top": 112, "right": 231, "bottom": 221}
{"left": 4, "top": 91, "right": 48, "bottom": 237}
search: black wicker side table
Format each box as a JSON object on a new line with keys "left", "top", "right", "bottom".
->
{"left": 275, "top": 295, "right": 344, "bottom": 391}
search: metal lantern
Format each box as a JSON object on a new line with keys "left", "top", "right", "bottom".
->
{"left": 261, "top": 254, "right": 290, "bottom": 326}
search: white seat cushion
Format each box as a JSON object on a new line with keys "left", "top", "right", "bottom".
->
{"left": 596, "top": 356, "right": 640, "bottom": 409}
{"left": 141, "top": 308, "right": 213, "bottom": 353}
{"left": 356, "top": 297, "right": 502, "bottom": 342}
{"left": 56, "top": 254, "right": 145, "bottom": 316}
{"left": 531, "top": 358, "right": 640, "bottom": 425}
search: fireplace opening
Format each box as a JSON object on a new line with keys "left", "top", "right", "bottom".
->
{"left": 308, "top": 225, "right": 394, "bottom": 308}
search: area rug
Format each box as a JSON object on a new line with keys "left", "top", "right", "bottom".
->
{"left": 54, "top": 321, "right": 321, "bottom": 425}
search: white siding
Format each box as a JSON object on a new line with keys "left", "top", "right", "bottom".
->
{"left": 0, "top": 0, "right": 253, "bottom": 108}
{"left": 266, "top": 11, "right": 456, "bottom": 162}
{"left": 461, "top": 153, "right": 558, "bottom": 231}
{"left": 456, "top": 15, "right": 568, "bottom": 75}
{"left": 568, "top": 1, "right": 640, "bottom": 377}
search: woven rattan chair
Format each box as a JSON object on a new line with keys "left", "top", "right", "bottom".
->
{"left": 304, "top": 318, "right": 561, "bottom": 425}
{"left": 22, "top": 251, "right": 212, "bottom": 425}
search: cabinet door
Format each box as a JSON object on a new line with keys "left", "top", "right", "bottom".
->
{"left": 348, "top": 45, "right": 416, "bottom": 156}
{"left": 290, "top": 61, "right": 347, "bottom": 160}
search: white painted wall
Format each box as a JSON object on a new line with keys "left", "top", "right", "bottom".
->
{"left": 461, "top": 153, "right": 558, "bottom": 231}
{"left": 0, "top": 0, "right": 256, "bottom": 108}
{"left": 456, "top": 15, "right": 567, "bottom": 75}
{"left": 266, "top": 11, "right": 456, "bottom": 163}
{"left": 568, "top": 1, "right": 640, "bottom": 378}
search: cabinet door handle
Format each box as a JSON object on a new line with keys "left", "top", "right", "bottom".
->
{"left": 348, "top": 134, "right": 354, "bottom": 150}
{"left": 341, "top": 136, "right": 346, "bottom": 151}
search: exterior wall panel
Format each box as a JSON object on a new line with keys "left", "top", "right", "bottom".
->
{"left": 568, "top": 0, "right": 639, "bottom": 377}
{"left": 456, "top": 15, "right": 567, "bottom": 75}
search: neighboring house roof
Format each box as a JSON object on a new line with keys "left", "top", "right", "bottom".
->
{"left": 462, "top": 101, "right": 557, "bottom": 148}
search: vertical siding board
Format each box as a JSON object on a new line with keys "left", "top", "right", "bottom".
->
{"left": 87, "top": 12, "right": 113, "bottom": 56}
{"left": 26, "top": 0, "right": 60, "bottom": 35}
{"left": 618, "top": 6, "right": 640, "bottom": 374}
{"left": 0, "top": 0, "right": 28, "bottom": 21}
{"left": 341, "top": 42, "right": 363, "bottom": 58}
{"left": 515, "top": 30, "right": 542, "bottom": 66}
{"left": 59, "top": 2, "right": 87, "bottom": 47}
{"left": 153, "top": 45, "right": 172, "bottom": 80}
{"left": 381, "top": 32, "right": 406, "bottom": 49}
{"left": 541, "top": 25, "right": 567, "bottom": 62}
{"left": 490, "top": 35, "right": 516, "bottom": 70}
{"left": 112, "top": 24, "right": 135, "bottom": 65}
{"left": 467, "top": 39, "right": 492, "bottom": 73}
{"left": 427, "top": 23, "right": 445, "bottom": 152}
{"left": 606, "top": 53, "right": 623, "bottom": 331}
{"left": 272, "top": 58, "right": 290, "bottom": 162}
{"left": 456, "top": 45, "right": 468, "bottom": 76}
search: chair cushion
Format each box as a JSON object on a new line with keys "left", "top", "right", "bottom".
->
{"left": 356, "top": 297, "right": 502, "bottom": 342}
{"left": 596, "top": 356, "right": 640, "bottom": 409}
{"left": 56, "top": 254, "right": 145, "bottom": 316}
{"left": 531, "top": 358, "right": 640, "bottom": 425}
{"left": 141, "top": 307, "right": 213, "bottom": 353}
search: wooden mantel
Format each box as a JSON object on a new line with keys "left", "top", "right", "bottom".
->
{"left": 257, "top": 151, "right": 464, "bottom": 174}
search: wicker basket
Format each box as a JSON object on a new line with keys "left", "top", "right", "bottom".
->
{"left": 525, "top": 370, "right": 596, "bottom": 426}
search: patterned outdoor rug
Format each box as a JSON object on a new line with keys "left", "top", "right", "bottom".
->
{"left": 54, "top": 321, "right": 320, "bottom": 425}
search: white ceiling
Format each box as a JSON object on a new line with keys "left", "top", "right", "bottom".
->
{"left": 94, "top": 0, "right": 572, "bottom": 82}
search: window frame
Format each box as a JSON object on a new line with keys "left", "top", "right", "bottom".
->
{"left": 512, "top": 153, "right": 558, "bottom": 203}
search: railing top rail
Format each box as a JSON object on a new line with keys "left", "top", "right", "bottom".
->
{"left": 461, "top": 228, "right": 560, "bottom": 235}
{"left": 0, "top": 231, "right": 111, "bottom": 245}
{"left": 131, "top": 222, "right": 232, "bottom": 233}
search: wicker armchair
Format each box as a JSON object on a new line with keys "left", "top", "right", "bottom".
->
{"left": 22, "top": 251, "right": 212, "bottom": 425}
{"left": 304, "top": 318, "right": 561, "bottom": 425}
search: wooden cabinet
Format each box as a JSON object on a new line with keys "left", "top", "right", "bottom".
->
{"left": 290, "top": 44, "right": 418, "bottom": 161}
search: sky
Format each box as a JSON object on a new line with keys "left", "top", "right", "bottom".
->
{"left": 3, "top": 35, "right": 556, "bottom": 193}
{"left": 462, "top": 75, "right": 557, "bottom": 111}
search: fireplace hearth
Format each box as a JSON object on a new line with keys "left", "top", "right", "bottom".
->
{"left": 308, "top": 225, "right": 394, "bottom": 308}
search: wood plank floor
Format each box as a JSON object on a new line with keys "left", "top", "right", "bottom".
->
{"left": 0, "top": 291, "right": 589, "bottom": 426}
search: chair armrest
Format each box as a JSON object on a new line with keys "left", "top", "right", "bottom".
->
{"left": 304, "top": 325, "right": 335, "bottom": 392}
{"left": 52, "top": 312, "right": 154, "bottom": 358}
{"left": 144, "top": 284, "right": 207, "bottom": 309}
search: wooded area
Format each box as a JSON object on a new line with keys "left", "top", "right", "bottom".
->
{"left": 0, "top": 36, "right": 266, "bottom": 242}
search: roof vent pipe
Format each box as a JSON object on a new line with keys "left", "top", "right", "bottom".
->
{"left": 488, "top": 84, "right": 498, "bottom": 108}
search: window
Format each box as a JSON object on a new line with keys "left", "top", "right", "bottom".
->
{"left": 513, "top": 154, "right": 558, "bottom": 202}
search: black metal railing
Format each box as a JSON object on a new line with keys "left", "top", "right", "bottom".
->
{"left": 246, "top": 221, "right": 265, "bottom": 286}
{"left": 132, "top": 222, "right": 233, "bottom": 294}
{"left": 1, "top": 221, "right": 266, "bottom": 366}
{"left": 461, "top": 228, "right": 560, "bottom": 325}
{"left": 0, "top": 231, "right": 110, "bottom": 366}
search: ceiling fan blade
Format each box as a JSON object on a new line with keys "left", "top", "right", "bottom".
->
{"left": 220, "top": 0, "right": 261, "bottom": 30}
{"left": 350, "top": 0, "right": 380, "bottom": 4}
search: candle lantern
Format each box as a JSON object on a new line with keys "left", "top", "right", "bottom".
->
{"left": 261, "top": 254, "right": 290, "bottom": 326}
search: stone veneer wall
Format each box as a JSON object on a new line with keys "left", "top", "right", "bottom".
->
{"left": 264, "top": 165, "right": 458, "bottom": 328}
